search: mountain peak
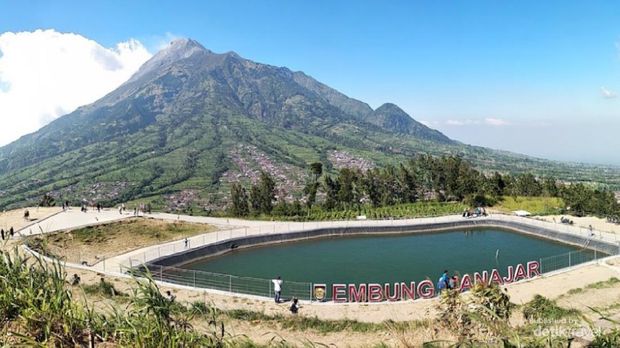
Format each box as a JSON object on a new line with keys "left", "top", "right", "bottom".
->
{"left": 375, "top": 103, "right": 406, "bottom": 114}
{"left": 127, "top": 38, "right": 208, "bottom": 82}
{"left": 166, "top": 38, "right": 208, "bottom": 55}
{"left": 366, "top": 102, "right": 452, "bottom": 143}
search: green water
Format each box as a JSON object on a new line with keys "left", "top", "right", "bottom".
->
{"left": 183, "top": 229, "right": 584, "bottom": 285}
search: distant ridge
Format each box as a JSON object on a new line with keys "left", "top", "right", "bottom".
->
{"left": 0, "top": 38, "right": 617, "bottom": 209}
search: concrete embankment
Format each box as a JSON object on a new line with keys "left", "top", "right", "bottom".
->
{"left": 150, "top": 217, "right": 619, "bottom": 268}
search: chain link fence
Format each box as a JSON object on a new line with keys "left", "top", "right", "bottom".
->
{"left": 128, "top": 262, "right": 314, "bottom": 301}
{"left": 539, "top": 248, "right": 606, "bottom": 274}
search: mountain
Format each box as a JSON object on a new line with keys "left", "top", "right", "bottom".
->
{"left": 365, "top": 103, "right": 451, "bottom": 143}
{"left": 0, "top": 39, "right": 618, "bottom": 210}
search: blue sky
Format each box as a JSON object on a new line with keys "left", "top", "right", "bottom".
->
{"left": 1, "top": 1, "right": 619, "bottom": 164}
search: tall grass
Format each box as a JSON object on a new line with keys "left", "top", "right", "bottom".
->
{"left": 0, "top": 248, "right": 231, "bottom": 347}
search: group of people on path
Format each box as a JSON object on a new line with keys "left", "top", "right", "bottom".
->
{"left": 437, "top": 270, "right": 459, "bottom": 293}
{"left": 272, "top": 276, "right": 301, "bottom": 314}
{"left": 117, "top": 203, "right": 152, "bottom": 216}
{"left": 0, "top": 227, "right": 14, "bottom": 240}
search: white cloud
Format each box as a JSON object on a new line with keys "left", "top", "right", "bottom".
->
{"left": 154, "top": 32, "right": 183, "bottom": 50}
{"left": 600, "top": 86, "right": 617, "bottom": 99}
{"left": 484, "top": 117, "right": 511, "bottom": 126}
{"left": 0, "top": 29, "right": 152, "bottom": 146}
{"left": 434, "top": 118, "right": 511, "bottom": 127}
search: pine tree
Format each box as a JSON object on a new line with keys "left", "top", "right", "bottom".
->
{"left": 230, "top": 183, "right": 249, "bottom": 216}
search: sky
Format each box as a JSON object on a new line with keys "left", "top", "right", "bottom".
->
{"left": 0, "top": 1, "right": 619, "bottom": 165}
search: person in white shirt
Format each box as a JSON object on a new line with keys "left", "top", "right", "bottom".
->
{"left": 272, "top": 276, "right": 283, "bottom": 303}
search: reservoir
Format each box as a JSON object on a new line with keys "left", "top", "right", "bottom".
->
{"left": 180, "top": 228, "right": 592, "bottom": 288}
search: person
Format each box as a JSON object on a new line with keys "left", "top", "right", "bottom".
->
{"left": 71, "top": 274, "right": 81, "bottom": 286}
{"left": 0, "top": 229, "right": 4, "bottom": 240}
{"left": 449, "top": 276, "right": 458, "bottom": 290}
{"left": 290, "top": 298, "right": 301, "bottom": 314}
{"left": 437, "top": 277, "right": 447, "bottom": 293}
{"left": 184, "top": 238, "right": 189, "bottom": 249}
{"left": 272, "top": 276, "right": 283, "bottom": 303}
{"left": 9, "top": 227, "right": 13, "bottom": 238}
{"left": 23, "top": 209, "right": 30, "bottom": 221}
{"left": 166, "top": 290, "right": 176, "bottom": 303}
{"left": 440, "top": 270, "right": 450, "bottom": 288}
{"left": 97, "top": 203, "right": 101, "bottom": 212}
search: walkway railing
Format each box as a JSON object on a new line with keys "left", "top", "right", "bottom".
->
{"left": 118, "top": 214, "right": 620, "bottom": 272}
{"left": 539, "top": 248, "right": 605, "bottom": 274}
{"left": 128, "top": 263, "right": 314, "bottom": 301}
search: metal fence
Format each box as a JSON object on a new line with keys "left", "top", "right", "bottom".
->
{"left": 539, "top": 248, "right": 606, "bottom": 274}
{"left": 129, "top": 263, "right": 314, "bottom": 301}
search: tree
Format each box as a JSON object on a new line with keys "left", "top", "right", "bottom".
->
{"left": 363, "top": 169, "right": 382, "bottom": 207}
{"left": 309, "top": 162, "right": 323, "bottom": 181}
{"left": 304, "top": 162, "right": 323, "bottom": 209}
{"left": 323, "top": 175, "right": 340, "bottom": 210}
{"left": 337, "top": 168, "right": 359, "bottom": 207}
{"left": 230, "top": 183, "right": 249, "bottom": 216}
{"left": 251, "top": 171, "right": 276, "bottom": 215}
{"left": 488, "top": 172, "right": 505, "bottom": 198}
{"left": 39, "top": 194, "right": 55, "bottom": 207}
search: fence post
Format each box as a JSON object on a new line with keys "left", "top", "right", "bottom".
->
{"left": 539, "top": 258, "right": 542, "bottom": 273}
{"left": 568, "top": 252, "right": 571, "bottom": 267}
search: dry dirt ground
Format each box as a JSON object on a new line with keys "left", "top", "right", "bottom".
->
{"left": 0, "top": 206, "right": 61, "bottom": 232}
{"left": 25, "top": 218, "right": 216, "bottom": 265}
{"left": 58, "top": 256, "right": 620, "bottom": 347}
{"left": 538, "top": 214, "right": 620, "bottom": 236}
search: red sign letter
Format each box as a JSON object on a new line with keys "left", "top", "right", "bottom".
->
{"left": 400, "top": 282, "right": 416, "bottom": 301}
{"left": 332, "top": 284, "right": 347, "bottom": 303}
{"left": 368, "top": 283, "right": 383, "bottom": 302}
{"left": 417, "top": 280, "right": 435, "bottom": 299}
{"left": 527, "top": 261, "right": 540, "bottom": 278}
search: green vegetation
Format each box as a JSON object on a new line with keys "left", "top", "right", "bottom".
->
{"left": 437, "top": 285, "right": 579, "bottom": 347}
{"left": 0, "top": 248, "right": 230, "bottom": 346}
{"left": 494, "top": 196, "right": 564, "bottom": 215}
{"left": 521, "top": 295, "right": 581, "bottom": 321}
{"left": 83, "top": 277, "right": 126, "bottom": 298}
{"left": 229, "top": 155, "right": 620, "bottom": 221}
{"left": 225, "top": 308, "right": 427, "bottom": 334}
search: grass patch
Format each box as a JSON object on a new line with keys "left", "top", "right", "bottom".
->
{"left": 25, "top": 218, "right": 215, "bottom": 264}
{"left": 82, "top": 278, "right": 126, "bottom": 298}
{"left": 493, "top": 196, "right": 564, "bottom": 215}
{"left": 559, "top": 277, "right": 620, "bottom": 298}
{"left": 585, "top": 277, "right": 620, "bottom": 289}
{"left": 522, "top": 295, "right": 581, "bottom": 321}
{"left": 223, "top": 308, "right": 427, "bottom": 334}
